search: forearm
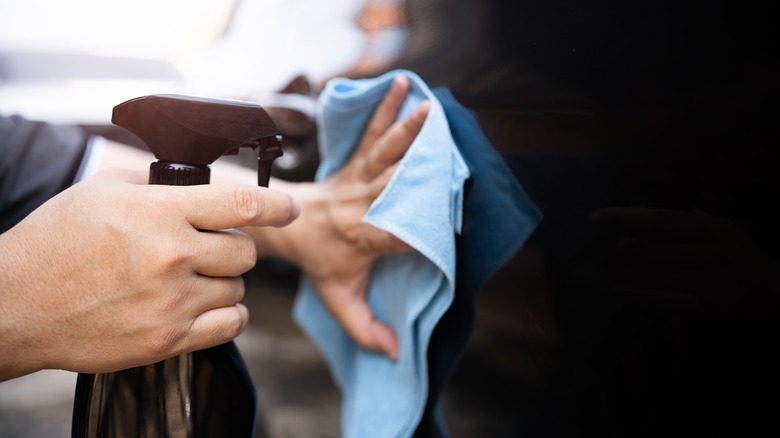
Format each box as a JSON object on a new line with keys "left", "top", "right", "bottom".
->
{"left": 0, "top": 231, "right": 53, "bottom": 381}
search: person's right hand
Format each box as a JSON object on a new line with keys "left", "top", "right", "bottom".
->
{"left": 0, "top": 169, "right": 298, "bottom": 381}
{"left": 247, "top": 76, "right": 426, "bottom": 361}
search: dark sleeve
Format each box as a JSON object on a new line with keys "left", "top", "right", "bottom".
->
{"left": 0, "top": 114, "right": 90, "bottom": 232}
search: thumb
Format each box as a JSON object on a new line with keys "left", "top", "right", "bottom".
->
{"left": 168, "top": 184, "right": 300, "bottom": 231}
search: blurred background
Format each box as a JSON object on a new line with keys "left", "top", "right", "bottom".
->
{"left": 2, "top": 0, "right": 777, "bottom": 437}
{"left": 0, "top": 0, "right": 409, "bottom": 179}
{"left": 0, "top": 0, "right": 388, "bottom": 122}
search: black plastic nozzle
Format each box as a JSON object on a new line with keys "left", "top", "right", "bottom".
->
{"left": 112, "top": 93, "right": 283, "bottom": 187}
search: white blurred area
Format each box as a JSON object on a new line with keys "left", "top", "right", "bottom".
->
{"left": 0, "top": 0, "right": 369, "bottom": 125}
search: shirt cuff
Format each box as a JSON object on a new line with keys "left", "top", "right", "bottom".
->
{"left": 72, "top": 134, "right": 107, "bottom": 183}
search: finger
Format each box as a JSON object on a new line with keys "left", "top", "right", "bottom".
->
{"left": 191, "top": 229, "right": 257, "bottom": 277}
{"left": 320, "top": 281, "right": 399, "bottom": 360}
{"left": 337, "top": 296, "right": 399, "bottom": 361}
{"left": 185, "top": 303, "right": 250, "bottom": 352}
{"left": 165, "top": 184, "right": 299, "bottom": 231}
{"left": 356, "top": 75, "right": 410, "bottom": 158}
{"left": 362, "top": 100, "right": 429, "bottom": 182}
{"left": 188, "top": 276, "right": 246, "bottom": 313}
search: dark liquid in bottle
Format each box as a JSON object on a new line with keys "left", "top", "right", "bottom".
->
{"left": 72, "top": 342, "right": 256, "bottom": 437}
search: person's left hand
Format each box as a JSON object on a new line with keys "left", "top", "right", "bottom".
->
{"left": 248, "top": 75, "right": 428, "bottom": 360}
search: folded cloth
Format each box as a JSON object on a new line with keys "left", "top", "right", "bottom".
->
{"left": 293, "top": 70, "right": 541, "bottom": 437}
{"left": 415, "top": 88, "right": 543, "bottom": 436}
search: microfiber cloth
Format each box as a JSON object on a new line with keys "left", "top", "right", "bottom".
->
{"left": 292, "top": 70, "right": 542, "bottom": 437}
{"left": 416, "top": 88, "right": 543, "bottom": 436}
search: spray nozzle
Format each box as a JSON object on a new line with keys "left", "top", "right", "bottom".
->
{"left": 112, "top": 93, "right": 283, "bottom": 187}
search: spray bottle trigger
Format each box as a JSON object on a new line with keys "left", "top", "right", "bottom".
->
{"left": 257, "top": 135, "right": 284, "bottom": 187}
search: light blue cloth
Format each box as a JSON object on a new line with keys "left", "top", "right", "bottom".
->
{"left": 293, "top": 70, "right": 470, "bottom": 438}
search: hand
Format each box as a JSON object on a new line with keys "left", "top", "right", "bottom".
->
{"left": 591, "top": 207, "right": 779, "bottom": 317}
{"left": 0, "top": 169, "right": 298, "bottom": 381}
{"left": 250, "top": 75, "right": 429, "bottom": 360}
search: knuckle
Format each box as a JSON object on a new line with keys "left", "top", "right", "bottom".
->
{"left": 146, "top": 242, "right": 197, "bottom": 288}
{"left": 146, "top": 326, "right": 185, "bottom": 357}
{"left": 145, "top": 191, "right": 179, "bottom": 217}
{"left": 401, "top": 114, "right": 417, "bottom": 130}
{"left": 400, "top": 115, "right": 422, "bottom": 136}
{"left": 367, "top": 141, "right": 391, "bottom": 167}
{"left": 233, "top": 186, "right": 264, "bottom": 223}
{"left": 225, "top": 277, "right": 246, "bottom": 304}
{"left": 339, "top": 224, "right": 376, "bottom": 252}
{"left": 216, "top": 309, "right": 246, "bottom": 341}
{"left": 365, "top": 122, "right": 386, "bottom": 141}
{"left": 155, "top": 243, "right": 185, "bottom": 269}
{"left": 162, "top": 281, "right": 196, "bottom": 312}
{"left": 219, "top": 233, "right": 257, "bottom": 275}
{"left": 237, "top": 235, "right": 258, "bottom": 272}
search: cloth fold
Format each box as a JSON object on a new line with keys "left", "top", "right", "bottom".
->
{"left": 416, "top": 87, "right": 544, "bottom": 436}
{"left": 293, "top": 70, "right": 541, "bottom": 437}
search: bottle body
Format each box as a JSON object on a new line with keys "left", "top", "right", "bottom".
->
{"left": 72, "top": 343, "right": 257, "bottom": 438}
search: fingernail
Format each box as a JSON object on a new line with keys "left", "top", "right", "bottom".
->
{"left": 391, "top": 74, "right": 408, "bottom": 94}
{"left": 383, "top": 337, "right": 399, "bottom": 362}
{"left": 290, "top": 199, "right": 301, "bottom": 221}
{"left": 413, "top": 100, "right": 430, "bottom": 122}
{"left": 375, "top": 330, "right": 399, "bottom": 362}
{"left": 387, "top": 345, "right": 399, "bottom": 362}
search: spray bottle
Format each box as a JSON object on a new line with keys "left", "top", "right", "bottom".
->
{"left": 71, "top": 94, "right": 283, "bottom": 437}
